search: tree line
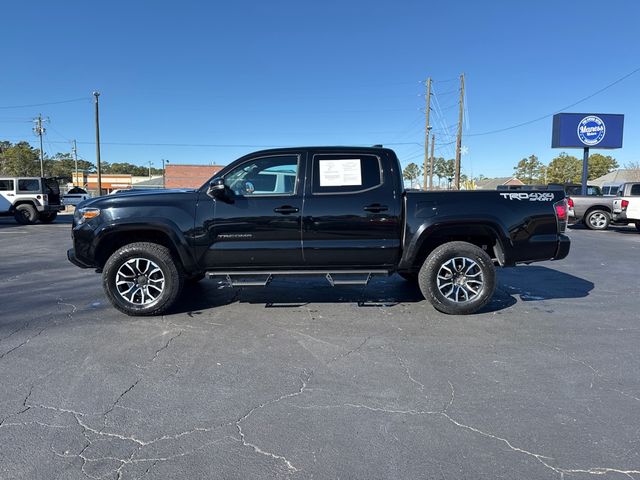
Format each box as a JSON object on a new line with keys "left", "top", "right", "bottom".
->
{"left": 0, "top": 140, "right": 164, "bottom": 179}
{"left": 403, "top": 151, "right": 626, "bottom": 189}
{"left": 512, "top": 152, "right": 619, "bottom": 184}
{"left": 402, "top": 157, "right": 472, "bottom": 189}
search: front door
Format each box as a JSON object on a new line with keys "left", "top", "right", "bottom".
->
{"left": 301, "top": 151, "right": 402, "bottom": 267}
{"left": 202, "top": 153, "right": 305, "bottom": 269}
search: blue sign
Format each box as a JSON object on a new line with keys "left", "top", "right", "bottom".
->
{"left": 552, "top": 113, "right": 624, "bottom": 149}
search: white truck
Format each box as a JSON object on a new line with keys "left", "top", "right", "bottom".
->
{"left": 612, "top": 182, "right": 640, "bottom": 231}
{"left": 62, "top": 186, "right": 91, "bottom": 206}
{"left": 0, "top": 176, "right": 64, "bottom": 224}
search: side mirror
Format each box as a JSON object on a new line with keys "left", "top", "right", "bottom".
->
{"left": 207, "top": 178, "right": 227, "bottom": 199}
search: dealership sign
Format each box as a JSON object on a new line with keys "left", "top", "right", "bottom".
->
{"left": 552, "top": 113, "right": 624, "bottom": 149}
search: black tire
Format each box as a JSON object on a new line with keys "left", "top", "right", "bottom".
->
{"left": 38, "top": 212, "right": 58, "bottom": 223}
{"left": 102, "top": 242, "right": 184, "bottom": 316}
{"left": 398, "top": 272, "right": 419, "bottom": 283}
{"left": 14, "top": 204, "right": 38, "bottom": 225}
{"left": 584, "top": 210, "right": 610, "bottom": 230}
{"left": 418, "top": 241, "right": 496, "bottom": 315}
{"left": 635, "top": 222, "right": 640, "bottom": 232}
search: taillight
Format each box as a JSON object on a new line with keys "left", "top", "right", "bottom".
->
{"left": 554, "top": 199, "right": 568, "bottom": 232}
{"left": 567, "top": 197, "right": 574, "bottom": 208}
{"left": 621, "top": 199, "right": 629, "bottom": 210}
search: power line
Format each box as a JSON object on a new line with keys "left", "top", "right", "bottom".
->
{"left": 467, "top": 65, "right": 640, "bottom": 137}
{"left": 0, "top": 97, "right": 89, "bottom": 110}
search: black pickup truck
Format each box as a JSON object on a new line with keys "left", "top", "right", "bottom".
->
{"left": 68, "top": 147, "right": 570, "bottom": 316}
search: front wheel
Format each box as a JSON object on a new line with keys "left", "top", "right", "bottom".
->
{"left": 38, "top": 212, "right": 58, "bottom": 223}
{"left": 102, "top": 242, "right": 184, "bottom": 316}
{"left": 418, "top": 241, "right": 496, "bottom": 315}
{"left": 584, "top": 210, "right": 610, "bottom": 230}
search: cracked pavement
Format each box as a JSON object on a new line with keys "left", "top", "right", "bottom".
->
{"left": 1, "top": 215, "right": 640, "bottom": 479}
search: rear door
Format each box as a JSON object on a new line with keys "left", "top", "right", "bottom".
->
{"left": 301, "top": 151, "right": 402, "bottom": 267}
{"left": 42, "top": 178, "right": 61, "bottom": 206}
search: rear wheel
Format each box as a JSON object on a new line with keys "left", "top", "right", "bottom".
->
{"left": 14, "top": 204, "right": 38, "bottom": 225}
{"left": 38, "top": 212, "right": 58, "bottom": 223}
{"left": 584, "top": 210, "right": 610, "bottom": 230}
{"left": 418, "top": 241, "right": 496, "bottom": 315}
{"left": 635, "top": 222, "right": 640, "bottom": 232}
{"left": 102, "top": 242, "right": 184, "bottom": 316}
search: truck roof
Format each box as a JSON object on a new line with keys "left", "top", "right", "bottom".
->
{"left": 238, "top": 146, "right": 394, "bottom": 157}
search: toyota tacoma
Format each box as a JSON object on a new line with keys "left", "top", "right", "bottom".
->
{"left": 67, "top": 147, "right": 570, "bottom": 316}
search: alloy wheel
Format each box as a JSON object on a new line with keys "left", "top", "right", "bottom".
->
{"left": 115, "top": 257, "right": 165, "bottom": 305}
{"left": 436, "top": 256, "right": 484, "bottom": 303}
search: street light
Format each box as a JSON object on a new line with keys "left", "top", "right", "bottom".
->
{"left": 162, "top": 159, "right": 169, "bottom": 189}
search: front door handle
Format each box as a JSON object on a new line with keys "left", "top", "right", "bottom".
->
{"left": 364, "top": 204, "right": 388, "bottom": 213}
{"left": 274, "top": 206, "right": 299, "bottom": 214}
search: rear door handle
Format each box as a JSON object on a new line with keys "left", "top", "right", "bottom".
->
{"left": 364, "top": 204, "right": 388, "bottom": 213}
{"left": 274, "top": 206, "right": 299, "bottom": 214}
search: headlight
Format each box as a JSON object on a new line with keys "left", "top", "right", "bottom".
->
{"left": 75, "top": 207, "right": 101, "bottom": 225}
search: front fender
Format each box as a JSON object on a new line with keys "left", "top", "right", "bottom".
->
{"left": 92, "top": 218, "right": 197, "bottom": 272}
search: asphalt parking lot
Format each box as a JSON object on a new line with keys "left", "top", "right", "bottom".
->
{"left": 1, "top": 214, "right": 639, "bottom": 480}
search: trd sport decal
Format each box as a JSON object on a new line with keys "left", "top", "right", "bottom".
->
{"left": 499, "top": 192, "right": 555, "bottom": 201}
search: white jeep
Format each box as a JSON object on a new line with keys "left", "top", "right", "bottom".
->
{"left": 0, "top": 177, "right": 64, "bottom": 224}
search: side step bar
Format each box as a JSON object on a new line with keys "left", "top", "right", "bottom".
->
{"left": 207, "top": 270, "right": 390, "bottom": 288}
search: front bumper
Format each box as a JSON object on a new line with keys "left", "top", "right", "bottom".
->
{"left": 67, "top": 248, "right": 94, "bottom": 269}
{"left": 554, "top": 234, "right": 571, "bottom": 260}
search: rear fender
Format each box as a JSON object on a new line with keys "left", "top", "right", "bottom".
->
{"left": 399, "top": 219, "right": 510, "bottom": 270}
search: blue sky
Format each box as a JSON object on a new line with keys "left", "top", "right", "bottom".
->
{"left": 1, "top": 0, "right": 639, "bottom": 178}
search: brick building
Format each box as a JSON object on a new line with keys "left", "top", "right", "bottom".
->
{"left": 72, "top": 172, "right": 132, "bottom": 194}
{"left": 165, "top": 164, "right": 225, "bottom": 189}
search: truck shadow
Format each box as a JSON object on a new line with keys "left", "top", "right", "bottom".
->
{"left": 0, "top": 214, "right": 73, "bottom": 229}
{"left": 171, "top": 266, "right": 594, "bottom": 316}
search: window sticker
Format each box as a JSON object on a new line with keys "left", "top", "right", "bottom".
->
{"left": 318, "top": 159, "right": 362, "bottom": 187}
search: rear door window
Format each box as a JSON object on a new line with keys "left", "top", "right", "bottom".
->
{"left": 312, "top": 154, "right": 382, "bottom": 194}
{"left": 17, "top": 179, "right": 41, "bottom": 192}
{"left": 631, "top": 184, "right": 640, "bottom": 196}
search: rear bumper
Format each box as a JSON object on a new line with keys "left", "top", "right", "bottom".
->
{"left": 67, "top": 248, "right": 94, "bottom": 269}
{"left": 612, "top": 211, "right": 627, "bottom": 222}
{"left": 554, "top": 234, "right": 571, "bottom": 260}
{"left": 37, "top": 204, "right": 64, "bottom": 212}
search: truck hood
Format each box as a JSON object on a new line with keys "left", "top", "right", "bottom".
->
{"left": 77, "top": 189, "right": 198, "bottom": 209}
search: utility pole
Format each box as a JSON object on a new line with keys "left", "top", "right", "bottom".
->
{"left": 423, "top": 77, "right": 432, "bottom": 190}
{"left": 429, "top": 133, "right": 435, "bottom": 190}
{"left": 454, "top": 73, "right": 465, "bottom": 190}
{"left": 72, "top": 140, "right": 78, "bottom": 186}
{"left": 33, "top": 114, "right": 46, "bottom": 177}
{"left": 148, "top": 161, "right": 153, "bottom": 178}
{"left": 93, "top": 92, "right": 103, "bottom": 196}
